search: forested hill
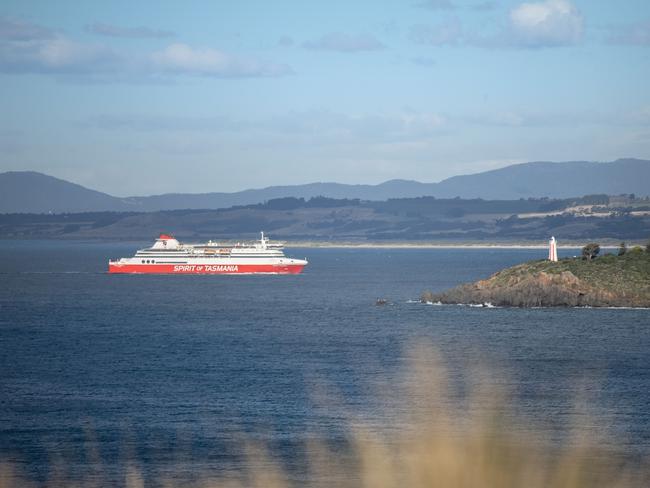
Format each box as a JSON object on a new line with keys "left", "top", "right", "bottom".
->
{"left": 1, "top": 194, "right": 648, "bottom": 243}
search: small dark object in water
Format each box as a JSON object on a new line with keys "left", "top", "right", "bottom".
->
{"left": 376, "top": 298, "right": 388, "bottom": 306}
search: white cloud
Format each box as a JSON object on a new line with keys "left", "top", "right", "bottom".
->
{"left": 627, "top": 106, "right": 650, "bottom": 126}
{"left": 302, "top": 33, "right": 385, "bottom": 52}
{"left": 0, "top": 16, "right": 55, "bottom": 40}
{"left": 0, "top": 17, "right": 292, "bottom": 80}
{"left": 87, "top": 22, "right": 174, "bottom": 39}
{"left": 0, "top": 17, "right": 123, "bottom": 75}
{"left": 606, "top": 20, "right": 650, "bottom": 46}
{"left": 465, "top": 111, "right": 527, "bottom": 126}
{"left": 508, "top": 0, "right": 583, "bottom": 47}
{"left": 407, "top": 0, "right": 583, "bottom": 49}
{"left": 410, "top": 56, "right": 437, "bottom": 67}
{"left": 414, "top": 0, "right": 456, "bottom": 10}
{"left": 81, "top": 114, "right": 237, "bottom": 132}
{"left": 247, "top": 110, "right": 446, "bottom": 144}
{"left": 278, "top": 35, "right": 294, "bottom": 47}
{"left": 37, "top": 39, "right": 112, "bottom": 68}
{"left": 410, "top": 19, "right": 463, "bottom": 46}
{"left": 150, "top": 43, "right": 292, "bottom": 77}
{"left": 460, "top": 109, "right": 625, "bottom": 128}
{"left": 472, "top": 2, "right": 497, "bottom": 11}
{"left": 0, "top": 37, "right": 120, "bottom": 74}
{"left": 84, "top": 109, "right": 446, "bottom": 143}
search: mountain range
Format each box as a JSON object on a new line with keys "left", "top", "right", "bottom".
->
{"left": 1, "top": 158, "right": 648, "bottom": 214}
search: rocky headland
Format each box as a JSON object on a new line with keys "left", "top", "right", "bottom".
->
{"left": 422, "top": 248, "right": 650, "bottom": 308}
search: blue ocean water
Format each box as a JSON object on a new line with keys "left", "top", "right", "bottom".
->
{"left": 0, "top": 241, "right": 649, "bottom": 483}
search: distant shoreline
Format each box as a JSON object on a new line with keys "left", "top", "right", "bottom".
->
{"left": 0, "top": 237, "right": 633, "bottom": 249}
{"left": 285, "top": 241, "right": 622, "bottom": 250}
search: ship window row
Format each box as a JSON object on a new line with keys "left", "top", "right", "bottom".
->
{"left": 232, "top": 254, "right": 283, "bottom": 257}
{"left": 139, "top": 256, "right": 278, "bottom": 261}
{"left": 138, "top": 255, "right": 282, "bottom": 261}
{"left": 137, "top": 255, "right": 191, "bottom": 258}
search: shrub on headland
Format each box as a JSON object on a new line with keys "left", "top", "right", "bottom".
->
{"left": 422, "top": 249, "right": 650, "bottom": 308}
{"left": 581, "top": 243, "right": 600, "bottom": 261}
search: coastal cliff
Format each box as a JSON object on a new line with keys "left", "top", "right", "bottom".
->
{"left": 422, "top": 248, "right": 650, "bottom": 308}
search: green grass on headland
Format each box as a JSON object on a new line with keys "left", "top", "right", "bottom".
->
{"left": 423, "top": 247, "right": 650, "bottom": 307}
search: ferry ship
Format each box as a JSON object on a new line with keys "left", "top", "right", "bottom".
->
{"left": 108, "top": 232, "right": 308, "bottom": 274}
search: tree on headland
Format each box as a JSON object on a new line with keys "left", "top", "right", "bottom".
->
{"left": 582, "top": 243, "right": 600, "bottom": 261}
{"left": 618, "top": 242, "right": 627, "bottom": 256}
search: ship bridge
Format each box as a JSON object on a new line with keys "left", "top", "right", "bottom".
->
{"left": 151, "top": 234, "right": 180, "bottom": 250}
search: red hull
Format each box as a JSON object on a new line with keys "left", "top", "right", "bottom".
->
{"left": 108, "top": 263, "right": 305, "bottom": 274}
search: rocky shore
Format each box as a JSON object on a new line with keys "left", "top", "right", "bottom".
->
{"left": 422, "top": 248, "right": 650, "bottom": 308}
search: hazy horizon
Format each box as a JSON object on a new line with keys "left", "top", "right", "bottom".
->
{"left": 3, "top": 157, "right": 648, "bottom": 200}
{"left": 1, "top": 0, "right": 649, "bottom": 196}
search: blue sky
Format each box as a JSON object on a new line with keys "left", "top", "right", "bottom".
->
{"left": 0, "top": 0, "right": 649, "bottom": 196}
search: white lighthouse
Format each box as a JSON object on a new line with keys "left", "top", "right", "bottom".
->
{"left": 548, "top": 236, "right": 558, "bottom": 262}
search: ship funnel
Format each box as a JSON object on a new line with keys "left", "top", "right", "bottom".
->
{"left": 152, "top": 233, "right": 179, "bottom": 250}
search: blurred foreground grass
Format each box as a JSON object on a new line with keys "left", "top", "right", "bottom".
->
{"left": 1, "top": 346, "right": 648, "bottom": 487}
